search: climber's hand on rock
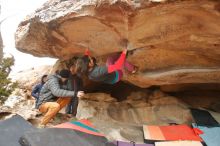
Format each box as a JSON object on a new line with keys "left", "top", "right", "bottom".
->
{"left": 77, "top": 91, "right": 85, "bottom": 98}
{"left": 85, "top": 48, "right": 91, "bottom": 56}
{"left": 123, "top": 48, "right": 128, "bottom": 54}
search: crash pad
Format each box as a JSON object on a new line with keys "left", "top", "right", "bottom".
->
{"left": 111, "top": 141, "right": 154, "bottom": 146}
{"left": 143, "top": 124, "right": 202, "bottom": 143}
{"left": 155, "top": 141, "right": 203, "bottom": 146}
{"left": 192, "top": 123, "right": 220, "bottom": 146}
{"left": 191, "top": 108, "right": 219, "bottom": 127}
{"left": 19, "top": 128, "right": 114, "bottom": 146}
{"left": 0, "top": 115, "right": 35, "bottom": 146}
{"left": 54, "top": 119, "right": 104, "bottom": 136}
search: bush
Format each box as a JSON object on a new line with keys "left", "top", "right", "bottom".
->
{"left": 0, "top": 57, "right": 18, "bottom": 102}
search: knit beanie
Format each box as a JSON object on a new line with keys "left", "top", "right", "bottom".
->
{"left": 59, "top": 69, "right": 70, "bottom": 78}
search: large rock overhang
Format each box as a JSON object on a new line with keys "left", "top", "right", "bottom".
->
{"left": 15, "top": 0, "right": 220, "bottom": 87}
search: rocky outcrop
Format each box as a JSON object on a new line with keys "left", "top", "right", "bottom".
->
{"left": 77, "top": 91, "right": 192, "bottom": 125}
{"left": 10, "top": 65, "right": 52, "bottom": 89}
{"left": 15, "top": 0, "right": 220, "bottom": 87}
{"left": 1, "top": 88, "right": 39, "bottom": 120}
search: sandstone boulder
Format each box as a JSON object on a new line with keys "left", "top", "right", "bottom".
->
{"left": 15, "top": 0, "right": 220, "bottom": 87}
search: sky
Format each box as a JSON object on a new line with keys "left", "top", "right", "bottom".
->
{"left": 0, "top": 0, "right": 57, "bottom": 74}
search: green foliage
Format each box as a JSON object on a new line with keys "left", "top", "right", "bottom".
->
{"left": 0, "top": 57, "right": 18, "bottom": 102}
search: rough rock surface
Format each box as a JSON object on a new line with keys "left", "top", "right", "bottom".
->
{"left": 10, "top": 65, "right": 52, "bottom": 90}
{"left": 77, "top": 91, "right": 192, "bottom": 125}
{"left": 15, "top": 0, "right": 220, "bottom": 87}
{"left": 0, "top": 88, "right": 39, "bottom": 120}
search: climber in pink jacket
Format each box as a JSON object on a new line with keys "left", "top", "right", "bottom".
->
{"left": 82, "top": 48, "right": 138, "bottom": 84}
